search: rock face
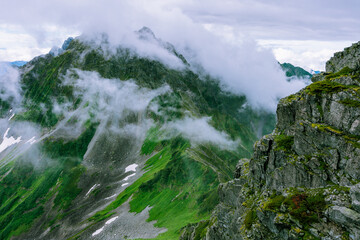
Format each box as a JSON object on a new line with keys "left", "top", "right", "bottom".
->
{"left": 181, "top": 43, "right": 360, "bottom": 239}
{"left": 326, "top": 41, "right": 360, "bottom": 72}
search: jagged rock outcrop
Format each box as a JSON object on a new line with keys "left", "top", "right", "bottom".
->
{"left": 326, "top": 41, "right": 360, "bottom": 73}
{"left": 181, "top": 43, "right": 360, "bottom": 239}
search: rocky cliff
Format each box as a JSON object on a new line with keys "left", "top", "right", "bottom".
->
{"left": 181, "top": 43, "right": 360, "bottom": 239}
{"left": 326, "top": 42, "right": 360, "bottom": 73}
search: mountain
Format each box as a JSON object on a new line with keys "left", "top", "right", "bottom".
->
{"left": 0, "top": 28, "right": 276, "bottom": 240}
{"left": 182, "top": 42, "right": 360, "bottom": 239}
{"left": 280, "top": 62, "right": 313, "bottom": 79}
{"left": 326, "top": 41, "right": 360, "bottom": 73}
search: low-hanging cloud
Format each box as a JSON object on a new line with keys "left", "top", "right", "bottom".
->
{"left": 171, "top": 34, "right": 307, "bottom": 110}
{"left": 0, "top": 63, "right": 21, "bottom": 106}
{"left": 51, "top": 69, "right": 170, "bottom": 139}
{"left": 79, "top": 30, "right": 186, "bottom": 70}
{"left": 163, "top": 116, "right": 238, "bottom": 149}
{"left": 0, "top": 0, "right": 308, "bottom": 111}
{"left": 68, "top": 69, "right": 170, "bottom": 116}
{"left": 74, "top": 5, "right": 307, "bottom": 111}
{"left": 60, "top": 70, "right": 238, "bottom": 149}
{"left": 0, "top": 117, "right": 42, "bottom": 168}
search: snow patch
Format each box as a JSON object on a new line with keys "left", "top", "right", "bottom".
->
{"left": 92, "top": 226, "right": 104, "bottom": 236}
{"left": 105, "top": 216, "right": 118, "bottom": 225}
{"left": 104, "top": 194, "right": 117, "bottom": 200}
{"left": 125, "top": 163, "right": 138, "bottom": 173}
{"left": 0, "top": 128, "right": 21, "bottom": 153}
{"left": 85, "top": 184, "right": 100, "bottom": 197}
{"left": 123, "top": 173, "right": 136, "bottom": 181}
{"left": 91, "top": 216, "right": 119, "bottom": 237}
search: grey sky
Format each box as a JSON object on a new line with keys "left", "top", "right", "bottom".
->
{"left": 0, "top": 0, "right": 359, "bottom": 70}
{"left": 181, "top": 0, "right": 360, "bottom": 40}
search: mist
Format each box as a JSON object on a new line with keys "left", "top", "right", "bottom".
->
{"left": 57, "top": 69, "right": 241, "bottom": 150}
{"left": 64, "top": 69, "right": 170, "bottom": 121}
{"left": 0, "top": 63, "right": 21, "bottom": 106}
{"left": 164, "top": 116, "right": 238, "bottom": 149}
{"left": 0, "top": 116, "right": 42, "bottom": 168}
{"left": 0, "top": 0, "right": 307, "bottom": 111}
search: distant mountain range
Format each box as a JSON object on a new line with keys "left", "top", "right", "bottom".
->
{"left": 280, "top": 62, "right": 313, "bottom": 79}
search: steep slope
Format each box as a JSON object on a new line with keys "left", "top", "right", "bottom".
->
{"left": 0, "top": 29, "right": 276, "bottom": 240}
{"left": 182, "top": 43, "right": 360, "bottom": 239}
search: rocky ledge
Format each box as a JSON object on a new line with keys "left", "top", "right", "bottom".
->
{"left": 181, "top": 43, "right": 360, "bottom": 239}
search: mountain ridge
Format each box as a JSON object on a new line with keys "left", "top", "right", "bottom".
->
{"left": 0, "top": 29, "right": 276, "bottom": 239}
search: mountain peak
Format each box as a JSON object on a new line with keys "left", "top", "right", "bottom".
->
{"left": 61, "top": 37, "right": 74, "bottom": 50}
{"left": 137, "top": 26, "right": 156, "bottom": 40}
{"left": 326, "top": 40, "right": 360, "bottom": 73}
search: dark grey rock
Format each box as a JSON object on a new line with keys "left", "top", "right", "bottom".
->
{"left": 326, "top": 41, "right": 360, "bottom": 72}
{"left": 183, "top": 41, "right": 360, "bottom": 240}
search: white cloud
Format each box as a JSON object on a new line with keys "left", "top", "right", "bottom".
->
{"left": 0, "top": 24, "right": 77, "bottom": 61}
{"left": 0, "top": 63, "right": 21, "bottom": 105}
{"left": 68, "top": 69, "right": 170, "bottom": 117}
{"left": 79, "top": 30, "right": 186, "bottom": 70}
{"left": 164, "top": 116, "right": 238, "bottom": 148}
{"left": 258, "top": 39, "right": 354, "bottom": 71}
{"left": 0, "top": 0, "right": 356, "bottom": 110}
{"left": 50, "top": 69, "right": 170, "bottom": 139}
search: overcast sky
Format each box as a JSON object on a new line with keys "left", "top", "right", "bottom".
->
{"left": 0, "top": 0, "right": 359, "bottom": 70}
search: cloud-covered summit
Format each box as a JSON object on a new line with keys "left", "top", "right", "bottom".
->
{"left": 0, "top": 0, "right": 312, "bottom": 110}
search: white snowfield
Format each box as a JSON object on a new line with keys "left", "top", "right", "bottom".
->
{"left": 105, "top": 216, "right": 119, "bottom": 225}
{"left": 92, "top": 216, "right": 119, "bottom": 236}
{"left": 104, "top": 194, "right": 117, "bottom": 200}
{"left": 8, "top": 113, "right": 14, "bottom": 121}
{"left": 92, "top": 226, "right": 104, "bottom": 236}
{"left": 125, "top": 163, "right": 138, "bottom": 173}
{"left": 123, "top": 173, "right": 136, "bottom": 181}
{"left": 0, "top": 128, "right": 21, "bottom": 153}
{"left": 85, "top": 184, "right": 100, "bottom": 197}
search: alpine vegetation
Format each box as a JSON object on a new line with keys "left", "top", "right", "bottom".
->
{"left": 0, "top": 1, "right": 359, "bottom": 240}
{"left": 0, "top": 29, "right": 277, "bottom": 239}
